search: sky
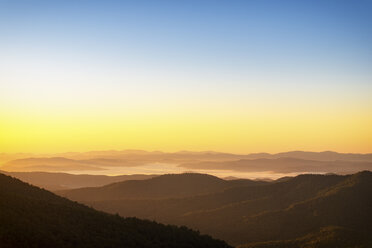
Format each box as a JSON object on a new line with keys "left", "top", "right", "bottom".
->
{"left": 0, "top": 0, "right": 371, "bottom": 154}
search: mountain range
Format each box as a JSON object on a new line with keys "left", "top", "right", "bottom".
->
{"left": 1, "top": 151, "right": 371, "bottom": 175}
{"left": 58, "top": 172, "right": 372, "bottom": 247}
{"left": 180, "top": 157, "right": 372, "bottom": 173}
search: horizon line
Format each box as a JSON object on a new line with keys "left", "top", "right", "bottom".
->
{"left": 2, "top": 149, "right": 372, "bottom": 156}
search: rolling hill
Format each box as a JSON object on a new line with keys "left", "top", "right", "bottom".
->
{"left": 0, "top": 173, "right": 231, "bottom": 248}
{"left": 59, "top": 171, "right": 372, "bottom": 247}
{"left": 58, "top": 173, "right": 266, "bottom": 201}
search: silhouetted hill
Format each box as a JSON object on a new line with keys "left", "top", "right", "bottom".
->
{"left": 1, "top": 171, "right": 155, "bottom": 190}
{"left": 0, "top": 173, "right": 231, "bottom": 248}
{"left": 62, "top": 172, "right": 372, "bottom": 247}
{"left": 59, "top": 173, "right": 266, "bottom": 201}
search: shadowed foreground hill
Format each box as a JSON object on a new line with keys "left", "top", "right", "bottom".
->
{"left": 61, "top": 171, "right": 372, "bottom": 247}
{"left": 0, "top": 173, "right": 231, "bottom": 248}
{"left": 59, "top": 173, "right": 266, "bottom": 201}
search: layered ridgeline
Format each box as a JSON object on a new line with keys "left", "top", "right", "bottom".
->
{"left": 0, "top": 173, "right": 231, "bottom": 248}
{"left": 0, "top": 171, "right": 155, "bottom": 191}
{"left": 2, "top": 151, "right": 372, "bottom": 175}
{"left": 58, "top": 173, "right": 266, "bottom": 201}
{"left": 59, "top": 172, "right": 372, "bottom": 247}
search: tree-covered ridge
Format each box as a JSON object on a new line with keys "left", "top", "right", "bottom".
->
{"left": 58, "top": 173, "right": 265, "bottom": 201}
{"left": 62, "top": 171, "right": 372, "bottom": 247}
{"left": 238, "top": 226, "right": 372, "bottom": 248}
{"left": 235, "top": 171, "right": 372, "bottom": 247}
{"left": 0, "top": 173, "right": 231, "bottom": 248}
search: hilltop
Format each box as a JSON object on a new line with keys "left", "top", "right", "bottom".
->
{"left": 59, "top": 173, "right": 265, "bottom": 201}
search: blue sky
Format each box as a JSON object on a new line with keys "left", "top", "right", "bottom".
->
{"left": 0, "top": 0, "right": 371, "bottom": 153}
{"left": 1, "top": 0, "right": 371, "bottom": 75}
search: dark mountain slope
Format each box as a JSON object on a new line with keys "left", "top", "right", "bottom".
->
{"left": 234, "top": 171, "right": 372, "bottom": 244}
{"left": 0, "top": 173, "right": 231, "bottom": 248}
{"left": 176, "top": 172, "right": 372, "bottom": 245}
{"left": 82, "top": 173, "right": 345, "bottom": 223}
{"left": 238, "top": 226, "right": 371, "bottom": 248}
{"left": 59, "top": 173, "right": 266, "bottom": 201}
{"left": 64, "top": 172, "right": 372, "bottom": 247}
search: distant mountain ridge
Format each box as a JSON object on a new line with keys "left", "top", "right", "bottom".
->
{"left": 246, "top": 151, "right": 372, "bottom": 161}
{"left": 2, "top": 150, "right": 372, "bottom": 161}
{"left": 2, "top": 150, "right": 371, "bottom": 174}
{"left": 180, "top": 157, "right": 372, "bottom": 174}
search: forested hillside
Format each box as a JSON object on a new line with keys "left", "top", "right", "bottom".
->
{"left": 58, "top": 173, "right": 266, "bottom": 201}
{"left": 0, "top": 173, "right": 231, "bottom": 248}
{"left": 60, "top": 172, "right": 372, "bottom": 247}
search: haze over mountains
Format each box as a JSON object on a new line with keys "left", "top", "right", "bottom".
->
{"left": 58, "top": 172, "right": 372, "bottom": 247}
{"left": 1, "top": 150, "right": 371, "bottom": 247}
{"left": 1, "top": 150, "right": 371, "bottom": 179}
{"left": 1, "top": 151, "right": 371, "bottom": 247}
{"left": 180, "top": 157, "right": 372, "bottom": 174}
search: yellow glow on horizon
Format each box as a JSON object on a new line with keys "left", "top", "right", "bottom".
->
{"left": 1, "top": 0, "right": 371, "bottom": 156}
{"left": 1, "top": 102, "right": 371, "bottom": 154}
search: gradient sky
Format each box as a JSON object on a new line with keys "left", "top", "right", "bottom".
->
{"left": 0, "top": 0, "right": 371, "bottom": 154}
